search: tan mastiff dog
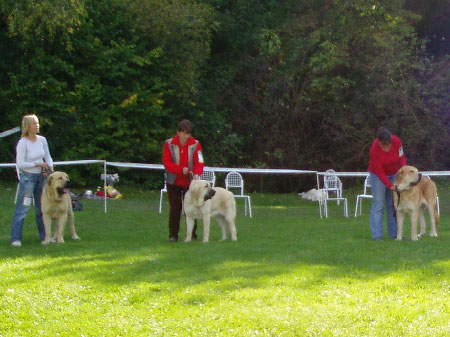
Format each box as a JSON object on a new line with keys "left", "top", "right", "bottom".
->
{"left": 183, "top": 179, "right": 237, "bottom": 243}
{"left": 41, "top": 171, "right": 80, "bottom": 244}
{"left": 393, "top": 165, "right": 439, "bottom": 241}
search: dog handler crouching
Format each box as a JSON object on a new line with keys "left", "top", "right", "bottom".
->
{"left": 10, "top": 114, "right": 53, "bottom": 247}
{"left": 368, "top": 128, "right": 406, "bottom": 241}
{"left": 162, "top": 119, "right": 204, "bottom": 242}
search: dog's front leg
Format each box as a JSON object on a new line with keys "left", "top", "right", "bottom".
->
{"left": 41, "top": 213, "right": 53, "bottom": 245}
{"left": 203, "top": 216, "right": 210, "bottom": 243}
{"left": 56, "top": 213, "right": 68, "bottom": 243}
{"left": 411, "top": 209, "right": 419, "bottom": 241}
{"left": 396, "top": 212, "right": 405, "bottom": 241}
{"left": 184, "top": 216, "right": 194, "bottom": 242}
{"left": 418, "top": 207, "right": 427, "bottom": 238}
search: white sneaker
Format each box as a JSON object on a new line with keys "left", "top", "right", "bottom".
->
{"left": 11, "top": 240, "right": 22, "bottom": 247}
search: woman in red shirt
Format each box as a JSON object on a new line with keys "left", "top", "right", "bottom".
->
{"left": 162, "top": 119, "right": 204, "bottom": 242}
{"left": 368, "top": 128, "right": 407, "bottom": 241}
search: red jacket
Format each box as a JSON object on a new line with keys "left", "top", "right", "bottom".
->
{"left": 368, "top": 135, "right": 407, "bottom": 188}
{"left": 162, "top": 135, "right": 204, "bottom": 187}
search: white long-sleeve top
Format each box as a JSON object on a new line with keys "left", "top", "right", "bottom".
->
{"left": 16, "top": 136, "right": 53, "bottom": 174}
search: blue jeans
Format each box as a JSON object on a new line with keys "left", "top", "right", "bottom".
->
{"left": 369, "top": 173, "right": 397, "bottom": 239}
{"left": 11, "top": 172, "right": 47, "bottom": 242}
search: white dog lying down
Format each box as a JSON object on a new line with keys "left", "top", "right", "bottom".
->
{"left": 393, "top": 165, "right": 439, "bottom": 241}
{"left": 183, "top": 179, "right": 237, "bottom": 243}
{"left": 300, "top": 188, "right": 327, "bottom": 201}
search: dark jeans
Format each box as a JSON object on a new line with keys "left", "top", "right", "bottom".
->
{"left": 167, "top": 183, "right": 197, "bottom": 240}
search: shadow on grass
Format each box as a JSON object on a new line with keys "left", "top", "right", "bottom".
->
{"left": 1, "top": 192, "right": 449, "bottom": 293}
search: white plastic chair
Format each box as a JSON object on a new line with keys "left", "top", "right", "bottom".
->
{"left": 225, "top": 171, "right": 252, "bottom": 217}
{"left": 200, "top": 168, "right": 216, "bottom": 187}
{"left": 423, "top": 175, "right": 440, "bottom": 215}
{"left": 354, "top": 175, "right": 372, "bottom": 217}
{"left": 14, "top": 165, "right": 34, "bottom": 205}
{"left": 321, "top": 169, "right": 348, "bottom": 218}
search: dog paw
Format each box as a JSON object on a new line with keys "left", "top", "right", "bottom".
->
{"left": 411, "top": 237, "right": 418, "bottom": 241}
{"left": 72, "top": 235, "right": 81, "bottom": 240}
{"left": 395, "top": 237, "right": 402, "bottom": 241}
{"left": 41, "top": 240, "right": 50, "bottom": 245}
{"left": 430, "top": 232, "right": 438, "bottom": 237}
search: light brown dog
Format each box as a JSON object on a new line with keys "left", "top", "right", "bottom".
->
{"left": 183, "top": 179, "right": 237, "bottom": 243}
{"left": 393, "top": 165, "right": 439, "bottom": 241}
{"left": 41, "top": 171, "right": 80, "bottom": 244}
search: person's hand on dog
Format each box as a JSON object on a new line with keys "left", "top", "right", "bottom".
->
{"left": 390, "top": 185, "right": 397, "bottom": 192}
{"left": 36, "top": 162, "right": 53, "bottom": 176}
{"left": 183, "top": 167, "right": 189, "bottom": 176}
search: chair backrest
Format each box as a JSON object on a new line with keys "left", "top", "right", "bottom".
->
{"left": 363, "top": 175, "right": 371, "bottom": 194}
{"left": 200, "top": 169, "right": 216, "bottom": 187}
{"left": 323, "top": 169, "right": 341, "bottom": 190}
{"left": 225, "top": 171, "right": 245, "bottom": 195}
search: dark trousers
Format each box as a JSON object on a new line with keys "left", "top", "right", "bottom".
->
{"left": 167, "top": 183, "right": 197, "bottom": 240}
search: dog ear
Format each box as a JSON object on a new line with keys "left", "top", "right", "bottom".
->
{"left": 47, "top": 175, "right": 57, "bottom": 200}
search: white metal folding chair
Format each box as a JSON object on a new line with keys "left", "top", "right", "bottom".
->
{"left": 354, "top": 175, "right": 372, "bottom": 217}
{"left": 158, "top": 175, "right": 167, "bottom": 213}
{"left": 323, "top": 169, "right": 343, "bottom": 200}
{"left": 14, "top": 165, "right": 34, "bottom": 205}
{"left": 225, "top": 171, "right": 252, "bottom": 217}
{"left": 200, "top": 168, "right": 216, "bottom": 187}
{"left": 423, "top": 175, "right": 440, "bottom": 215}
{"left": 322, "top": 169, "right": 348, "bottom": 217}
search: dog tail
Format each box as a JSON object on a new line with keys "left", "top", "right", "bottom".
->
{"left": 435, "top": 204, "right": 440, "bottom": 227}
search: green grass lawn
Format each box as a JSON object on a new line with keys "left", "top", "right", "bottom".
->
{"left": 0, "top": 184, "right": 449, "bottom": 336}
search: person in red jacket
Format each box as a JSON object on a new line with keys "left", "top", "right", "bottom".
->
{"left": 162, "top": 119, "right": 204, "bottom": 242}
{"left": 368, "top": 128, "right": 407, "bottom": 241}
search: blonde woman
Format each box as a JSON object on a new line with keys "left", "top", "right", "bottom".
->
{"left": 10, "top": 114, "right": 53, "bottom": 247}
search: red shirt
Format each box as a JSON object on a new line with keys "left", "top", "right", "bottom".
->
{"left": 162, "top": 135, "right": 204, "bottom": 187}
{"left": 368, "top": 135, "right": 406, "bottom": 188}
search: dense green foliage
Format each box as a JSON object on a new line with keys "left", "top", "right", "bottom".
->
{"left": 1, "top": 1, "right": 449, "bottom": 190}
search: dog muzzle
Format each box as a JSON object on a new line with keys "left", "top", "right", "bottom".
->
{"left": 57, "top": 181, "right": 71, "bottom": 195}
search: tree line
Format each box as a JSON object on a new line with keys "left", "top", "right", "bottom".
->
{"left": 1, "top": 0, "right": 449, "bottom": 191}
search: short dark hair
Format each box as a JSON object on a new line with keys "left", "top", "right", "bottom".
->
{"left": 177, "top": 119, "right": 193, "bottom": 133}
{"left": 377, "top": 128, "right": 392, "bottom": 144}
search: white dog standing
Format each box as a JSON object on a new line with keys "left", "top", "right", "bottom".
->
{"left": 183, "top": 180, "right": 237, "bottom": 243}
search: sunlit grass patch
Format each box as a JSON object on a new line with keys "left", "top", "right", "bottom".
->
{"left": 0, "top": 187, "right": 449, "bottom": 336}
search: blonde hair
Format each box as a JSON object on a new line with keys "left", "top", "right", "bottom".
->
{"left": 21, "top": 114, "right": 39, "bottom": 138}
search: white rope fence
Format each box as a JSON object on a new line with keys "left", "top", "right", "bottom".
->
{"left": 2, "top": 159, "right": 449, "bottom": 214}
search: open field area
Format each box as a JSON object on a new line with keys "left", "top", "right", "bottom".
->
{"left": 1, "top": 183, "right": 449, "bottom": 336}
